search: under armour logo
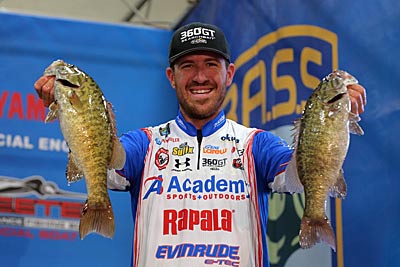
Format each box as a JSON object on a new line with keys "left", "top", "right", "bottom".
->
{"left": 172, "top": 158, "right": 192, "bottom": 172}
{"left": 175, "top": 158, "right": 190, "bottom": 168}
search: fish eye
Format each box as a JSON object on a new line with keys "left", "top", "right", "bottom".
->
{"left": 59, "top": 68, "right": 68, "bottom": 75}
{"left": 331, "top": 77, "right": 343, "bottom": 88}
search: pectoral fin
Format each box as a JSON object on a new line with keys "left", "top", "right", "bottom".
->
{"left": 329, "top": 168, "right": 347, "bottom": 199}
{"left": 269, "top": 155, "right": 304, "bottom": 194}
{"left": 45, "top": 102, "right": 59, "bottom": 123}
{"left": 268, "top": 120, "right": 304, "bottom": 194}
{"left": 109, "top": 136, "right": 126, "bottom": 170}
{"left": 349, "top": 121, "right": 364, "bottom": 135}
{"left": 348, "top": 112, "right": 364, "bottom": 135}
{"left": 67, "top": 89, "right": 83, "bottom": 111}
{"left": 106, "top": 101, "right": 126, "bottom": 170}
{"left": 66, "top": 151, "right": 84, "bottom": 184}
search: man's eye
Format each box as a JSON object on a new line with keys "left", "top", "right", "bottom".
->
{"left": 180, "top": 64, "right": 191, "bottom": 70}
{"left": 207, "top": 62, "right": 219, "bottom": 67}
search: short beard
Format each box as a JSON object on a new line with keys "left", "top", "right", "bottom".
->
{"left": 179, "top": 101, "right": 217, "bottom": 120}
{"left": 178, "top": 91, "right": 225, "bottom": 121}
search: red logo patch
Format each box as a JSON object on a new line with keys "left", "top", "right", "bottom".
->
{"left": 155, "top": 148, "right": 169, "bottom": 170}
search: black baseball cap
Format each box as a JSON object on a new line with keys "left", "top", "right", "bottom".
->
{"left": 168, "top": 22, "right": 231, "bottom": 65}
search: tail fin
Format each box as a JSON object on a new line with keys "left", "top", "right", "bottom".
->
{"left": 299, "top": 216, "right": 336, "bottom": 251}
{"left": 79, "top": 200, "right": 115, "bottom": 240}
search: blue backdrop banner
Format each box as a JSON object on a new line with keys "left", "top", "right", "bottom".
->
{"left": 0, "top": 12, "right": 177, "bottom": 267}
{"left": 180, "top": 0, "right": 400, "bottom": 267}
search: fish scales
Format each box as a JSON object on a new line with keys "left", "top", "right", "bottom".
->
{"left": 292, "top": 70, "right": 364, "bottom": 251}
{"left": 44, "top": 60, "right": 117, "bottom": 239}
{"left": 298, "top": 81, "right": 349, "bottom": 218}
{"left": 61, "top": 84, "right": 112, "bottom": 204}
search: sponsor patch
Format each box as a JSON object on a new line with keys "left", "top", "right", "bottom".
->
{"left": 232, "top": 158, "right": 244, "bottom": 170}
{"left": 163, "top": 208, "right": 232, "bottom": 235}
{"left": 155, "top": 148, "right": 169, "bottom": 170}
{"left": 155, "top": 243, "right": 240, "bottom": 266}
{"left": 172, "top": 142, "right": 194, "bottom": 156}
{"left": 221, "top": 134, "right": 239, "bottom": 143}
{"left": 203, "top": 144, "right": 227, "bottom": 155}
{"left": 172, "top": 158, "right": 192, "bottom": 172}
{"left": 202, "top": 158, "right": 227, "bottom": 170}
{"left": 159, "top": 123, "right": 170, "bottom": 137}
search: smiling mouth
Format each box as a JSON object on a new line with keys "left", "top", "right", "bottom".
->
{"left": 190, "top": 89, "right": 212, "bottom": 94}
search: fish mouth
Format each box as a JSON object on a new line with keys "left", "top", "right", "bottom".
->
{"left": 57, "top": 79, "right": 79, "bottom": 88}
{"left": 327, "top": 93, "right": 346, "bottom": 104}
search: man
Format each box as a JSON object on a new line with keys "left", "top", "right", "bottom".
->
{"left": 34, "top": 22, "right": 366, "bottom": 267}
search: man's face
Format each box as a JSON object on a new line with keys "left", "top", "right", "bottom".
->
{"left": 166, "top": 51, "right": 235, "bottom": 124}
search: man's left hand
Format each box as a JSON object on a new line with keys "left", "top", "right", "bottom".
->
{"left": 347, "top": 83, "right": 367, "bottom": 115}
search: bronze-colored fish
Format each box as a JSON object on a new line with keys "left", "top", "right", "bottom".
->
{"left": 290, "top": 70, "right": 364, "bottom": 251}
{"left": 44, "top": 60, "right": 124, "bottom": 239}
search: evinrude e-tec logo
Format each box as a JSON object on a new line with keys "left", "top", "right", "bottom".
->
{"left": 224, "top": 25, "right": 338, "bottom": 129}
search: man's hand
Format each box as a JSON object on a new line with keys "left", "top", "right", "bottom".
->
{"left": 347, "top": 83, "right": 367, "bottom": 115}
{"left": 34, "top": 76, "right": 56, "bottom": 107}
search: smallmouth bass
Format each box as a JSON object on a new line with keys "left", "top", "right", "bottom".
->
{"left": 287, "top": 70, "right": 364, "bottom": 251}
{"left": 44, "top": 60, "right": 125, "bottom": 239}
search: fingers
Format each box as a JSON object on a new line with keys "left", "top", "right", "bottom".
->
{"left": 34, "top": 76, "right": 55, "bottom": 107}
{"left": 347, "top": 83, "right": 367, "bottom": 115}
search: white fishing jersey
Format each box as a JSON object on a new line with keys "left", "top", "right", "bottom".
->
{"left": 113, "top": 111, "right": 293, "bottom": 267}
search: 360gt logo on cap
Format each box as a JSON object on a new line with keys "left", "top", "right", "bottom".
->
{"left": 180, "top": 27, "right": 216, "bottom": 42}
{"left": 168, "top": 22, "right": 231, "bottom": 64}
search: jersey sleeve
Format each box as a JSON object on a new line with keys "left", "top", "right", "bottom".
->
{"left": 115, "top": 129, "right": 150, "bottom": 189}
{"left": 252, "top": 131, "right": 293, "bottom": 186}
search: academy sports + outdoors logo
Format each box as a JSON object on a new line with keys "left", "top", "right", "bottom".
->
{"left": 142, "top": 175, "right": 249, "bottom": 202}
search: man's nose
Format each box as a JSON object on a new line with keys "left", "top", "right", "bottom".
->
{"left": 192, "top": 67, "right": 208, "bottom": 83}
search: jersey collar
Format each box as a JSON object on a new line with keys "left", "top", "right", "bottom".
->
{"left": 175, "top": 110, "right": 226, "bottom": 137}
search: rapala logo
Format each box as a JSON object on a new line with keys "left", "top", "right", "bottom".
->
{"left": 163, "top": 208, "right": 232, "bottom": 235}
{"left": 142, "top": 175, "right": 248, "bottom": 201}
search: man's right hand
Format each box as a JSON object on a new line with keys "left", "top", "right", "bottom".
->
{"left": 34, "top": 76, "right": 56, "bottom": 107}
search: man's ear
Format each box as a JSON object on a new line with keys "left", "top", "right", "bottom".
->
{"left": 226, "top": 63, "right": 235, "bottom": 86}
{"left": 166, "top": 67, "right": 176, "bottom": 89}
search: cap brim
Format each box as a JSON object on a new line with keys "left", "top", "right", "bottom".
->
{"left": 169, "top": 47, "right": 230, "bottom": 64}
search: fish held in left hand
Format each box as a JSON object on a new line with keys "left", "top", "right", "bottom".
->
{"left": 44, "top": 59, "right": 125, "bottom": 239}
{"left": 285, "top": 70, "right": 364, "bottom": 251}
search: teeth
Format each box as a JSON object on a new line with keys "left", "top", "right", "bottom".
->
{"left": 192, "top": 89, "right": 211, "bottom": 94}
